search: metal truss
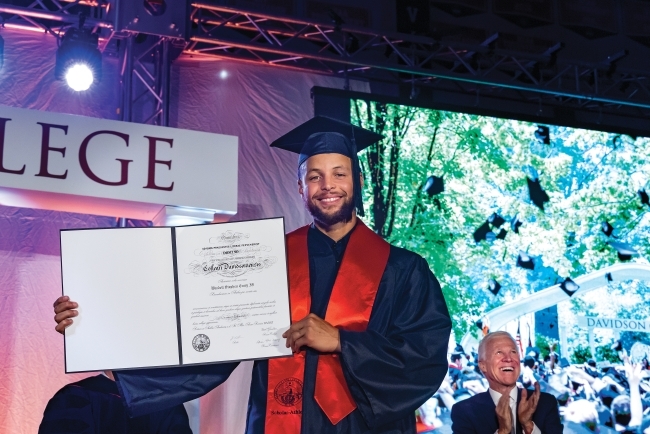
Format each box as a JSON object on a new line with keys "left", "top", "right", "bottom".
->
{"left": 187, "top": 3, "right": 650, "bottom": 116}
{"left": 4, "top": 1, "right": 650, "bottom": 119}
{"left": 0, "top": 2, "right": 110, "bottom": 37}
{"left": 0, "top": 1, "right": 173, "bottom": 126}
{"left": 120, "top": 36, "right": 173, "bottom": 126}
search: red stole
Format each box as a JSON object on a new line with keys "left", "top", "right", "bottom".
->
{"left": 265, "top": 221, "right": 390, "bottom": 433}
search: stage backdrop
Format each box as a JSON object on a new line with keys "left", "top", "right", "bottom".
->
{"left": 0, "top": 28, "right": 369, "bottom": 433}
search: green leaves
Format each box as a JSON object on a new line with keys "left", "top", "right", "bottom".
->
{"left": 352, "top": 100, "right": 650, "bottom": 337}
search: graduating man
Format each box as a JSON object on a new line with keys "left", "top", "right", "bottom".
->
{"left": 54, "top": 116, "right": 452, "bottom": 434}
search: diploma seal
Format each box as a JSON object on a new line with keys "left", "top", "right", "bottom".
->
{"left": 274, "top": 377, "right": 303, "bottom": 407}
{"left": 192, "top": 334, "right": 210, "bottom": 352}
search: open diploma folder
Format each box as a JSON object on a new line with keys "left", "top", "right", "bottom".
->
{"left": 60, "top": 217, "right": 292, "bottom": 373}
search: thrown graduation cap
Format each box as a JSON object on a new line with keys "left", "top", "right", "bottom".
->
{"left": 495, "top": 229, "right": 507, "bottom": 240}
{"left": 534, "top": 125, "right": 550, "bottom": 145}
{"left": 423, "top": 175, "right": 444, "bottom": 196}
{"left": 487, "top": 278, "right": 502, "bottom": 296}
{"left": 559, "top": 277, "right": 579, "bottom": 297}
{"left": 473, "top": 221, "right": 493, "bottom": 243}
{"left": 605, "top": 272, "right": 613, "bottom": 282}
{"left": 271, "top": 116, "right": 384, "bottom": 217}
{"left": 639, "top": 189, "right": 650, "bottom": 207}
{"left": 611, "top": 340, "right": 623, "bottom": 352}
{"left": 601, "top": 221, "right": 614, "bottom": 237}
{"left": 608, "top": 241, "right": 639, "bottom": 261}
{"left": 488, "top": 213, "right": 505, "bottom": 228}
{"left": 511, "top": 214, "right": 523, "bottom": 233}
{"left": 517, "top": 251, "right": 535, "bottom": 270}
{"left": 527, "top": 177, "right": 550, "bottom": 210}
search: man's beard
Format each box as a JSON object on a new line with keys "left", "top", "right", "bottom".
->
{"left": 305, "top": 195, "right": 356, "bottom": 227}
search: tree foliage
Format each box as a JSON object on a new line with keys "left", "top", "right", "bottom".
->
{"left": 352, "top": 99, "right": 650, "bottom": 338}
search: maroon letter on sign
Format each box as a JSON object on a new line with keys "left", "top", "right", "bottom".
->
{"left": 143, "top": 136, "right": 174, "bottom": 191}
{"left": 79, "top": 130, "right": 132, "bottom": 186}
{"left": 35, "top": 122, "right": 69, "bottom": 179}
{"left": 0, "top": 118, "right": 25, "bottom": 175}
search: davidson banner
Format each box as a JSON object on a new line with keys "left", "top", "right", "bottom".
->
{"left": 577, "top": 316, "right": 650, "bottom": 332}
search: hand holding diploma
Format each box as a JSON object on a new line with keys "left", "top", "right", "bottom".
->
{"left": 53, "top": 295, "right": 78, "bottom": 334}
{"left": 282, "top": 313, "right": 341, "bottom": 353}
{"left": 54, "top": 300, "right": 340, "bottom": 354}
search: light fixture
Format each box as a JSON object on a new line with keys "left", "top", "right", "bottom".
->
{"left": 55, "top": 23, "right": 102, "bottom": 92}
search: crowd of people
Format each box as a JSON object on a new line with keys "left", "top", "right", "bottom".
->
{"left": 417, "top": 341, "right": 650, "bottom": 433}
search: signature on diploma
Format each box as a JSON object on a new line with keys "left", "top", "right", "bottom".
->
{"left": 230, "top": 335, "right": 242, "bottom": 344}
{"left": 256, "top": 337, "right": 281, "bottom": 348}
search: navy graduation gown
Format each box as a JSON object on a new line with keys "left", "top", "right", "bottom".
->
{"left": 39, "top": 374, "right": 191, "bottom": 434}
{"left": 116, "top": 226, "right": 452, "bottom": 433}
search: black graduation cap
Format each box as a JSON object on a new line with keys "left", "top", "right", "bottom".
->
{"left": 534, "top": 125, "right": 550, "bottom": 145}
{"left": 601, "top": 221, "right": 614, "bottom": 237}
{"left": 487, "top": 278, "right": 501, "bottom": 296}
{"left": 636, "top": 188, "right": 649, "bottom": 205}
{"left": 271, "top": 116, "right": 383, "bottom": 217}
{"left": 517, "top": 251, "right": 535, "bottom": 270}
{"left": 488, "top": 213, "right": 505, "bottom": 228}
{"left": 473, "top": 221, "right": 492, "bottom": 243}
{"left": 495, "top": 229, "right": 507, "bottom": 240}
{"left": 527, "top": 177, "right": 550, "bottom": 210}
{"left": 511, "top": 214, "right": 523, "bottom": 233}
{"left": 605, "top": 272, "right": 613, "bottom": 282}
{"left": 475, "top": 319, "right": 483, "bottom": 330}
{"left": 611, "top": 340, "right": 623, "bottom": 352}
{"left": 423, "top": 175, "right": 444, "bottom": 196}
{"left": 559, "top": 277, "right": 579, "bottom": 297}
{"left": 608, "top": 241, "right": 639, "bottom": 261}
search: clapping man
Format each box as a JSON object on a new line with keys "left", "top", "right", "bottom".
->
{"left": 451, "top": 331, "right": 563, "bottom": 434}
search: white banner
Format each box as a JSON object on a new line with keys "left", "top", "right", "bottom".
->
{"left": 0, "top": 105, "right": 238, "bottom": 214}
{"left": 577, "top": 316, "right": 650, "bottom": 332}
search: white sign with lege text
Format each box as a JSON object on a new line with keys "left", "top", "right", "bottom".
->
{"left": 0, "top": 105, "right": 237, "bottom": 214}
{"left": 577, "top": 316, "right": 650, "bottom": 332}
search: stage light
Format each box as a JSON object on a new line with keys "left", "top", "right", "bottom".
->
{"left": 219, "top": 70, "right": 228, "bottom": 79}
{"left": 0, "top": 35, "right": 4, "bottom": 71}
{"left": 55, "top": 26, "right": 102, "bottom": 91}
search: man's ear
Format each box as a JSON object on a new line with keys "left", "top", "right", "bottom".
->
{"left": 478, "top": 360, "right": 487, "bottom": 374}
{"left": 298, "top": 179, "right": 304, "bottom": 196}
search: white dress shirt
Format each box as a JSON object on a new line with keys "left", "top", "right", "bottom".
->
{"left": 488, "top": 387, "right": 541, "bottom": 434}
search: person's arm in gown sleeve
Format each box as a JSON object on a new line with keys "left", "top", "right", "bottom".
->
{"left": 338, "top": 253, "right": 452, "bottom": 428}
{"left": 114, "top": 362, "right": 240, "bottom": 418}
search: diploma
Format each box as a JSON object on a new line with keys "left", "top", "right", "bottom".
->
{"left": 60, "top": 217, "right": 292, "bottom": 373}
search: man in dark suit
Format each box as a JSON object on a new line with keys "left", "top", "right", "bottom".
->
{"left": 451, "top": 331, "right": 563, "bottom": 434}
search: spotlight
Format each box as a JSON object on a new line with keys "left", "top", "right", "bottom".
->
{"left": 55, "top": 26, "right": 102, "bottom": 92}
{"left": 0, "top": 35, "right": 4, "bottom": 71}
{"left": 219, "top": 70, "right": 228, "bottom": 79}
